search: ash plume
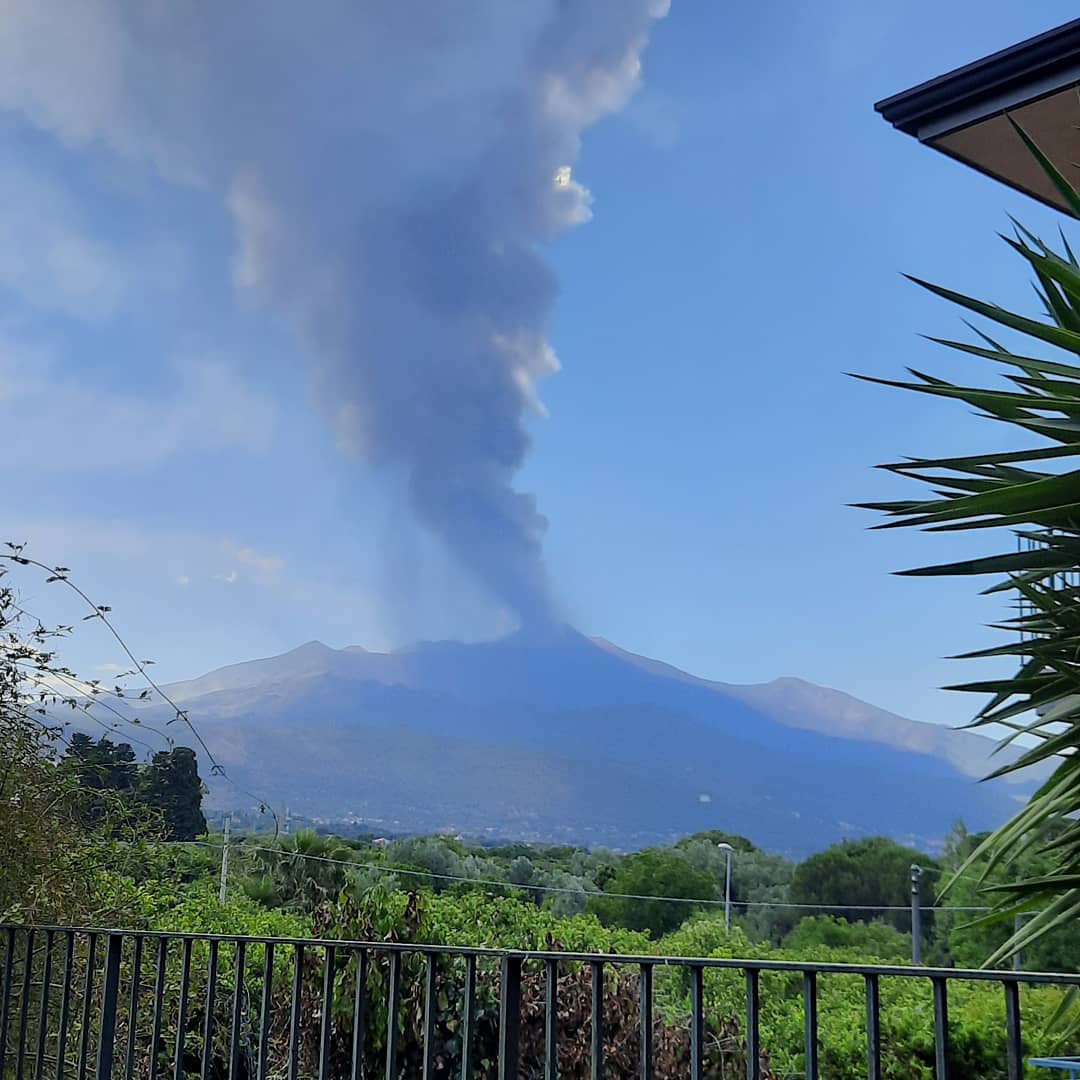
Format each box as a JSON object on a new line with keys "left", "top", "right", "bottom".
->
{"left": 0, "top": 0, "right": 670, "bottom": 625}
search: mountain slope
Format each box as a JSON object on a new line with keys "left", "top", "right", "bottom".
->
{"left": 153, "top": 629, "right": 1027, "bottom": 855}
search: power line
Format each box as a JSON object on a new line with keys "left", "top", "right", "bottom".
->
{"left": 194, "top": 840, "right": 994, "bottom": 914}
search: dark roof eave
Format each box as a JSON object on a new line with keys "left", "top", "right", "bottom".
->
{"left": 875, "top": 18, "right": 1080, "bottom": 138}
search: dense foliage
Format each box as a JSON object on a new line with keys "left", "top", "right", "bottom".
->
{"left": 61, "top": 734, "right": 207, "bottom": 840}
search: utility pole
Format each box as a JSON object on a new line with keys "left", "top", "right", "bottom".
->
{"left": 219, "top": 814, "right": 231, "bottom": 903}
{"left": 911, "top": 864, "right": 923, "bottom": 965}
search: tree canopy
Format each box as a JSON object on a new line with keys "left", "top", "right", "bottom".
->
{"left": 588, "top": 849, "right": 717, "bottom": 937}
{"left": 790, "top": 837, "right": 937, "bottom": 933}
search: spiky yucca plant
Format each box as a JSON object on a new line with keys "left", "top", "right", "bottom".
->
{"left": 860, "top": 121, "right": 1080, "bottom": 967}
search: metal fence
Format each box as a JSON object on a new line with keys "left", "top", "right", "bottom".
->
{"left": 2, "top": 924, "right": 1079, "bottom": 1079}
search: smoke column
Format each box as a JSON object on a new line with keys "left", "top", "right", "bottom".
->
{"left": 0, "top": 1, "right": 670, "bottom": 625}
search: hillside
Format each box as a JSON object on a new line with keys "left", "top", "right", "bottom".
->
{"left": 148, "top": 628, "right": 1026, "bottom": 856}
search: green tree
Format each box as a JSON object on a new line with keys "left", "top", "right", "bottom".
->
{"left": 588, "top": 848, "right": 716, "bottom": 937}
{"left": 246, "top": 829, "right": 357, "bottom": 911}
{"left": 678, "top": 837, "right": 797, "bottom": 941}
{"left": 790, "top": 837, "right": 936, "bottom": 935}
{"left": 674, "top": 829, "right": 757, "bottom": 854}
{"left": 138, "top": 747, "right": 207, "bottom": 840}
{"left": 0, "top": 554, "right": 169, "bottom": 924}
{"left": 61, "top": 734, "right": 139, "bottom": 826}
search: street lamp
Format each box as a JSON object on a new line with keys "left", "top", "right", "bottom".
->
{"left": 717, "top": 842, "right": 734, "bottom": 932}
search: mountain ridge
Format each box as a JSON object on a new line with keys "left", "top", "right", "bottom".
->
{"left": 164, "top": 633, "right": 1018, "bottom": 784}
{"left": 138, "top": 631, "right": 1031, "bottom": 855}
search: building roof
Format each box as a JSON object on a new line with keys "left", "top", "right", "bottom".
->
{"left": 875, "top": 19, "right": 1080, "bottom": 213}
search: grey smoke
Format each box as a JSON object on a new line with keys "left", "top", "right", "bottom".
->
{"left": 0, "top": 0, "right": 670, "bottom": 625}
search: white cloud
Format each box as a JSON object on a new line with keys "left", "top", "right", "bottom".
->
{"left": 0, "top": 338, "right": 276, "bottom": 472}
{"left": 176, "top": 576, "right": 190, "bottom": 587}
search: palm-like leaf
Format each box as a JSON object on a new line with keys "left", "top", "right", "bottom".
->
{"left": 864, "top": 118, "right": 1080, "bottom": 966}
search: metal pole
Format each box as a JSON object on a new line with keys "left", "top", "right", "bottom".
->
{"left": 911, "top": 864, "right": 923, "bottom": 965}
{"left": 717, "top": 843, "right": 734, "bottom": 932}
{"left": 219, "top": 814, "right": 231, "bottom": 903}
{"left": 725, "top": 849, "right": 732, "bottom": 932}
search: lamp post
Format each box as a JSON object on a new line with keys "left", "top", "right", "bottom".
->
{"left": 717, "top": 843, "right": 734, "bottom": 932}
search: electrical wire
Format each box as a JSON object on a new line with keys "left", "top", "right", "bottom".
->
{"left": 2, "top": 549, "right": 279, "bottom": 830}
{"left": 181, "top": 840, "right": 996, "bottom": 914}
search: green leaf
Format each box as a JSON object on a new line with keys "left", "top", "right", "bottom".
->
{"left": 907, "top": 275, "right": 1080, "bottom": 355}
{"left": 1007, "top": 115, "right": 1080, "bottom": 219}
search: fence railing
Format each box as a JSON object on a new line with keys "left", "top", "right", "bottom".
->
{"left": 2, "top": 924, "right": 1079, "bottom": 1079}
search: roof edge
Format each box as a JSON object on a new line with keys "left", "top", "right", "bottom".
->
{"left": 875, "top": 18, "right": 1080, "bottom": 136}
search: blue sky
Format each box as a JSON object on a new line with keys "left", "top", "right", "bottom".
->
{"left": 3, "top": 1, "right": 1079, "bottom": 729}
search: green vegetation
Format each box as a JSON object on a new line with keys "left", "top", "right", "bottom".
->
{"left": 790, "top": 836, "right": 937, "bottom": 933}
{"left": 4, "top": 547, "right": 1080, "bottom": 1074}
{"left": 61, "top": 734, "right": 207, "bottom": 840}
{"left": 586, "top": 848, "right": 718, "bottom": 935}
{"left": 861, "top": 122, "right": 1080, "bottom": 965}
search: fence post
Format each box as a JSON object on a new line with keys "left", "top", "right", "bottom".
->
{"left": 499, "top": 956, "right": 521, "bottom": 1080}
{"left": 96, "top": 934, "right": 124, "bottom": 1078}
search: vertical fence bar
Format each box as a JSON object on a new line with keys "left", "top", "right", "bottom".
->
{"left": 56, "top": 932, "right": 75, "bottom": 1080}
{"left": 384, "top": 951, "right": 401, "bottom": 1080}
{"left": 499, "top": 957, "right": 521, "bottom": 1080}
{"left": 803, "top": 972, "right": 819, "bottom": 1080}
{"left": 35, "top": 931, "right": 54, "bottom": 1080}
{"left": 350, "top": 949, "right": 368, "bottom": 1080}
{"left": 148, "top": 938, "right": 167, "bottom": 1080}
{"left": 865, "top": 974, "right": 881, "bottom": 1080}
{"left": 173, "top": 938, "right": 193, "bottom": 1080}
{"left": 320, "top": 946, "right": 336, "bottom": 1080}
{"left": 77, "top": 934, "right": 97, "bottom": 1080}
{"left": 95, "top": 934, "right": 123, "bottom": 1080}
{"left": 0, "top": 927, "right": 15, "bottom": 1077}
{"left": 690, "top": 966, "right": 704, "bottom": 1080}
{"left": 544, "top": 959, "right": 558, "bottom": 1080}
{"left": 16, "top": 929, "right": 35, "bottom": 1080}
{"left": 257, "top": 943, "right": 274, "bottom": 1080}
{"left": 1004, "top": 981, "right": 1022, "bottom": 1080}
{"left": 0, "top": 924, "right": 15, "bottom": 1075}
{"left": 288, "top": 944, "right": 304, "bottom": 1080}
{"left": 459, "top": 955, "right": 475, "bottom": 1080}
{"left": 201, "top": 939, "right": 219, "bottom": 1080}
{"left": 745, "top": 969, "right": 760, "bottom": 1080}
{"left": 124, "top": 935, "right": 143, "bottom": 1080}
{"left": 932, "top": 977, "right": 949, "bottom": 1080}
{"left": 421, "top": 954, "right": 437, "bottom": 1080}
{"left": 638, "top": 964, "right": 653, "bottom": 1080}
{"left": 229, "top": 941, "right": 246, "bottom": 1080}
{"left": 590, "top": 961, "right": 604, "bottom": 1080}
